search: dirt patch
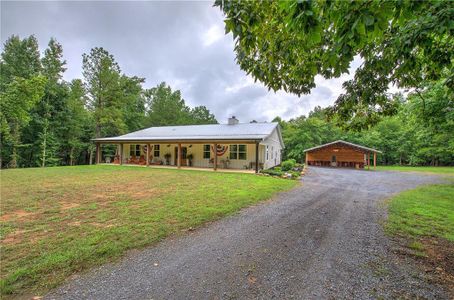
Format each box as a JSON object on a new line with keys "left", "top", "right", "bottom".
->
{"left": 90, "top": 222, "right": 116, "bottom": 228}
{"left": 93, "top": 193, "right": 116, "bottom": 201}
{"left": 0, "top": 210, "right": 34, "bottom": 222}
{"left": 393, "top": 237, "right": 454, "bottom": 297}
{"left": 60, "top": 202, "right": 80, "bottom": 210}
{"left": 130, "top": 190, "right": 156, "bottom": 199}
{"left": 420, "top": 238, "right": 454, "bottom": 296}
{"left": 2, "top": 229, "right": 27, "bottom": 244}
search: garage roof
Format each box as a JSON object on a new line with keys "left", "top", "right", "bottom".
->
{"left": 303, "top": 140, "right": 382, "bottom": 153}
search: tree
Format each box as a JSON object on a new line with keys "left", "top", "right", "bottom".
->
{"left": 82, "top": 47, "right": 126, "bottom": 138}
{"left": 0, "top": 76, "right": 46, "bottom": 167}
{"left": 281, "top": 113, "right": 343, "bottom": 163}
{"left": 36, "top": 38, "right": 68, "bottom": 167}
{"left": 190, "top": 106, "right": 218, "bottom": 124}
{"left": 0, "top": 35, "right": 41, "bottom": 85}
{"left": 144, "top": 82, "right": 218, "bottom": 127}
{"left": 216, "top": 1, "right": 453, "bottom": 128}
{"left": 121, "top": 75, "right": 146, "bottom": 132}
{"left": 0, "top": 35, "right": 44, "bottom": 168}
{"left": 64, "top": 79, "right": 91, "bottom": 166}
{"left": 144, "top": 82, "right": 191, "bottom": 126}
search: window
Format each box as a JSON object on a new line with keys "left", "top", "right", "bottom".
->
{"left": 238, "top": 145, "right": 247, "bottom": 160}
{"left": 266, "top": 145, "right": 269, "bottom": 160}
{"left": 154, "top": 145, "right": 160, "bottom": 157}
{"left": 271, "top": 146, "right": 274, "bottom": 159}
{"left": 230, "top": 144, "right": 247, "bottom": 160}
{"left": 130, "top": 144, "right": 140, "bottom": 157}
{"left": 203, "top": 145, "right": 211, "bottom": 159}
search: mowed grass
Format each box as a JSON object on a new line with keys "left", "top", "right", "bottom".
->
{"left": 376, "top": 165, "right": 454, "bottom": 175}
{"left": 385, "top": 183, "right": 454, "bottom": 242}
{"left": 0, "top": 165, "right": 298, "bottom": 296}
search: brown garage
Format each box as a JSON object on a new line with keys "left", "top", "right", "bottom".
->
{"left": 304, "top": 140, "right": 381, "bottom": 169}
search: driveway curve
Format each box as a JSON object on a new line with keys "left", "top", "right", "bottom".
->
{"left": 46, "top": 167, "right": 448, "bottom": 299}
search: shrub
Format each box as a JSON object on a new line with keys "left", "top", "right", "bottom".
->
{"left": 260, "top": 167, "right": 301, "bottom": 180}
{"left": 261, "top": 169, "right": 284, "bottom": 177}
{"left": 281, "top": 159, "right": 296, "bottom": 171}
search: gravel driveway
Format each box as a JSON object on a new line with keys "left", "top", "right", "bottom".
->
{"left": 46, "top": 167, "right": 448, "bottom": 299}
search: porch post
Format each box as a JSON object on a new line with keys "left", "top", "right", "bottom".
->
{"left": 305, "top": 152, "right": 308, "bottom": 166}
{"left": 367, "top": 152, "right": 370, "bottom": 170}
{"left": 95, "top": 143, "right": 100, "bottom": 164}
{"left": 213, "top": 143, "right": 217, "bottom": 171}
{"left": 146, "top": 143, "right": 150, "bottom": 167}
{"left": 255, "top": 142, "right": 259, "bottom": 173}
{"left": 373, "top": 152, "right": 377, "bottom": 170}
{"left": 177, "top": 143, "right": 182, "bottom": 168}
{"left": 119, "top": 143, "right": 123, "bottom": 165}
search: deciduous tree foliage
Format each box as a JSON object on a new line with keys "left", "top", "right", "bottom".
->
{"left": 279, "top": 80, "right": 453, "bottom": 166}
{"left": 216, "top": 0, "right": 453, "bottom": 128}
{"left": 0, "top": 36, "right": 218, "bottom": 168}
{"left": 0, "top": 76, "right": 46, "bottom": 167}
{"left": 144, "top": 82, "right": 218, "bottom": 127}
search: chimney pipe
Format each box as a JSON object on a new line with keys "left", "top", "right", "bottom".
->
{"left": 228, "top": 116, "right": 239, "bottom": 125}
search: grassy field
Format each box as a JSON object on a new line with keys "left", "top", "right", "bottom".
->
{"left": 376, "top": 165, "right": 454, "bottom": 175}
{"left": 386, "top": 183, "right": 454, "bottom": 242}
{"left": 0, "top": 165, "right": 298, "bottom": 297}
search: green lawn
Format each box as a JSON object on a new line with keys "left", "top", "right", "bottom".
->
{"left": 385, "top": 183, "right": 454, "bottom": 242}
{"left": 376, "top": 165, "right": 454, "bottom": 175}
{"left": 0, "top": 165, "right": 298, "bottom": 297}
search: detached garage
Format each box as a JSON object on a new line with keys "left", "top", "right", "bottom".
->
{"left": 304, "top": 140, "right": 381, "bottom": 169}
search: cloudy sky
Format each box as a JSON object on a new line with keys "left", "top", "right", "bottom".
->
{"left": 1, "top": 1, "right": 361, "bottom": 123}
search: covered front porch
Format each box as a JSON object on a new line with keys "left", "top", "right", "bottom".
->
{"left": 95, "top": 141, "right": 266, "bottom": 173}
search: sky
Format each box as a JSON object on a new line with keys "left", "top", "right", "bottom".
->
{"left": 1, "top": 1, "right": 362, "bottom": 123}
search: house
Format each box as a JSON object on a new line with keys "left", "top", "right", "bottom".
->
{"left": 93, "top": 117, "right": 284, "bottom": 173}
{"left": 304, "top": 140, "right": 381, "bottom": 169}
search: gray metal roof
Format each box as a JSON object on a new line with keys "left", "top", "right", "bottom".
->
{"left": 303, "top": 140, "right": 382, "bottom": 153}
{"left": 94, "top": 122, "right": 280, "bottom": 143}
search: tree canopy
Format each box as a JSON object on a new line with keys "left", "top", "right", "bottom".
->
{"left": 279, "top": 78, "right": 453, "bottom": 166}
{"left": 1, "top": 33, "right": 451, "bottom": 168}
{"left": 0, "top": 35, "right": 218, "bottom": 168}
{"left": 144, "top": 82, "right": 218, "bottom": 127}
{"left": 216, "top": 0, "right": 453, "bottom": 128}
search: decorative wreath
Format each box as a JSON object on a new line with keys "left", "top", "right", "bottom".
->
{"left": 211, "top": 145, "right": 228, "bottom": 156}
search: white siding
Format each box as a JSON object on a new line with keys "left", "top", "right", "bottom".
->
{"left": 259, "top": 128, "right": 283, "bottom": 169}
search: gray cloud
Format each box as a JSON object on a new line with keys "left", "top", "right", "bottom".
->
{"left": 1, "top": 1, "right": 358, "bottom": 124}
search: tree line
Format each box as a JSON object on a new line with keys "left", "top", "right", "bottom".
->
{"left": 1, "top": 35, "right": 452, "bottom": 169}
{"left": 0, "top": 35, "right": 217, "bottom": 168}
{"left": 277, "top": 79, "right": 453, "bottom": 166}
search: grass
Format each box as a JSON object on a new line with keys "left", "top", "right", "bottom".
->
{"left": 385, "top": 183, "right": 454, "bottom": 242}
{"left": 0, "top": 165, "right": 298, "bottom": 297}
{"left": 376, "top": 165, "right": 454, "bottom": 175}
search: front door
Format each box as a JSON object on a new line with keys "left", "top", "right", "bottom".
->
{"left": 174, "top": 147, "right": 188, "bottom": 166}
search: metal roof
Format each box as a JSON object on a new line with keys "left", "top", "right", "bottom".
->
{"left": 303, "top": 140, "right": 382, "bottom": 153}
{"left": 93, "top": 122, "right": 280, "bottom": 143}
